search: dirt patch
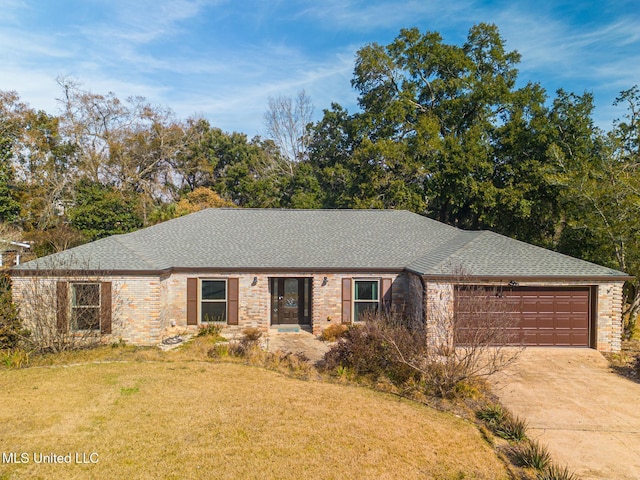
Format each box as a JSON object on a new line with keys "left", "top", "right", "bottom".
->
{"left": 607, "top": 339, "right": 640, "bottom": 383}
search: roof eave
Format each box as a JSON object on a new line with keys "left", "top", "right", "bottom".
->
{"left": 406, "top": 270, "right": 633, "bottom": 283}
{"left": 10, "top": 266, "right": 407, "bottom": 276}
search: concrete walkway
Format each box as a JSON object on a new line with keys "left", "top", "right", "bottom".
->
{"left": 489, "top": 348, "right": 640, "bottom": 480}
{"left": 264, "top": 329, "right": 331, "bottom": 363}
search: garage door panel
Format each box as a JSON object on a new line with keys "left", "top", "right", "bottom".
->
{"left": 536, "top": 332, "right": 557, "bottom": 345}
{"left": 455, "top": 286, "right": 590, "bottom": 347}
{"left": 555, "top": 316, "right": 574, "bottom": 329}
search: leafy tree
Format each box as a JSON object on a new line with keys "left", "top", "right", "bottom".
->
{"left": 0, "top": 272, "right": 28, "bottom": 350}
{"left": 0, "top": 92, "right": 24, "bottom": 224}
{"left": 308, "top": 23, "right": 565, "bottom": 242}
{"left": 551, "top": 87, "right": 640, "bottom": 335}
{"left": 67, "top": 179, "right": 142, "bottom": 240}
{"left": 0, "top": 144, "right": 20, "bottom": 224}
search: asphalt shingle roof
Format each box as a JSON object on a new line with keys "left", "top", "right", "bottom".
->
{"left": 15, "top": 208, "right": 628, "bottom": 278}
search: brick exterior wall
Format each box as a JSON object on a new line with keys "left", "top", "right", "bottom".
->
{"left": 12, "top": 274, "right": 165, "bottom": 346}
{"left": 415, "top": 277, "right": 625, "bottom": 353}
{"left": 159, "top": 271, "right": 409, "bottom": 338}
{"left": 12, "top": 271, "right": 624, "bottom": 352}
{"left": 595, "top": 281, "right": 624, "bottom": 353}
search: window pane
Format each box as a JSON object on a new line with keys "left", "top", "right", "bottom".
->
{"left": 354, "top": 302, "right": 378, "bottom": 321}
{"left": 202, "top": 280, "right": 226, "bottom": 300}
{"left": 355, "top": 281, "right": 377, "bottom": 301}
{"left": 202, "top": 302, "right": 226, "bottom": 322}
{"left": 284, "top": 278, "right": 298, "bottom": 308}
{"left": 72, "top": 284, "right": 100, "bottom": 307}
{"left": 72, "top": 307, "right": 100, "bottom": 330}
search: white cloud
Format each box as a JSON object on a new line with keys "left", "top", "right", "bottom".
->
{"left": 297, "top": 0, "right": 472, "bottom": 33}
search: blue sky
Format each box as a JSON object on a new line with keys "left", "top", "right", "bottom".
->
{"left": 1, "top": 0, "right": 638, "bottom": 136}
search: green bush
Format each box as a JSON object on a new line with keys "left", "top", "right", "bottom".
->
{"left": 477, "top": 403, "right": 528, "bottom": 441}
{"left": 536, "top": 464, "right": 579, "bottom": 480}
{"left": 0, "top": 274, "right": 29, "bottom": 350}
{"left": 0, "top": 349, "right": 30, "bottom": 369}
{"left": 477, "top": 403, "right": 508, "bottom": 425}
{"left": 514, "top": 439, "right": 551, "bottom": 470}
{"left": 496, "top": 414, "right": 528, "bottom": 441}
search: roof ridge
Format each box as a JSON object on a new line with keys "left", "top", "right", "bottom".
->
{"left": 109, "top": 235, "right": 159, "bottom": 269}
{"left": 417, "top": 229, "right": 483, "bottom": 273}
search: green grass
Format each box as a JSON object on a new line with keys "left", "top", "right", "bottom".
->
{"left": 0, "top": 354, "right": 509, "bottom": 479}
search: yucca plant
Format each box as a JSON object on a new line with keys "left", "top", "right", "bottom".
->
{"left": 495, "top": 413, "right": 528, "bottom": 441}
{"left": 515, "top": 439, "right": 551, "bottom": 470}
{"left": 537, "top": 464, "right": 579, "bottom": 480}
{"left": 477, "top": 403, "right": 527, "bottom": 441}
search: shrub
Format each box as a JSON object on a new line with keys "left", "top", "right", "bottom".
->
{"left": 210, "top": 328, "right": 264, "bottom": 358}
{"left": 536, "top": 464, "right": 579, "bottom": 480}
{"left": 241, "top": 327, "right": 262, "bottom": 343}
{"left": 320, "top": 281, "right": 523, "bottom": 398}
{"left": 207, "top": 343, "right": 230, "bottom": 358}
{"left": 495, "top": 414, "right": 528, "bottom": 441}
{"left": 196, "top": 323, "right": 223, "bottom": 338}
{"left": 477, "top": 403, "right": 528, "bottom": 441}
{"left": 319, "top": 324, "right": 348, "bottom": 342}
{"left": 322, "top": 323, "right": 393, "bottom": 379}
{"left": 263, "top": 350, "right": 314, "bottom": 379}
{"left": 514, "top": 439, "right": 551, "bottom": 470}
{"left": 0, "top": 274, "right": 29, "bottom": 350}
{"left": 0, "top": 348, "right": 30, "bottom": 369}
{"left": 477, "top": 403, "right": 508, "bottom": 425}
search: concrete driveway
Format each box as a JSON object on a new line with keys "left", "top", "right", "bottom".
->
{"left": 489, "top": 348, "right": 640, "bottom": 480}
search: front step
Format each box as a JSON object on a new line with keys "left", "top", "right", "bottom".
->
{"left": 273, "top": 325, "right": 301, "bottom": 333}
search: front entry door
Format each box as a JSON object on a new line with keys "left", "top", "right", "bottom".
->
{"left": 271, "top": 278, "right": 311, "bottom": 325}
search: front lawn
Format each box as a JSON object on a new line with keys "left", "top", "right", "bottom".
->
{"left": 0, "top": 357, "right": 508, "bottom": 479}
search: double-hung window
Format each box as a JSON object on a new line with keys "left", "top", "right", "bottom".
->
{"left": 71, "top": 283, "right": 101, "bottom": 331}
{"left": 201, "top": 280, "right": 227, "bottom": 323}
{"left": 353, "top": 279, "right": 379, "bottom": 322}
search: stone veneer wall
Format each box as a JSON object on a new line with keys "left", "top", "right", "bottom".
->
{"left": 420, "top": 278, "right": 625, "bottom": 353}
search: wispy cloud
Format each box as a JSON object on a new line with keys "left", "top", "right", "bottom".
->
{"left": 0, "top": 0, "right": 637, "bottom": 135}
{"left": 297, "top": 0, "right": 472, "bottom": 33}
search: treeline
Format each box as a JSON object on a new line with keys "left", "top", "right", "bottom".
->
{"left": 1, "top": 23, "right": 639, "bottom": 333}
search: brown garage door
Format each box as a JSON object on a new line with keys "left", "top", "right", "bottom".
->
{"left": 455, "top": 286, "right": 591, "bottom": 347}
